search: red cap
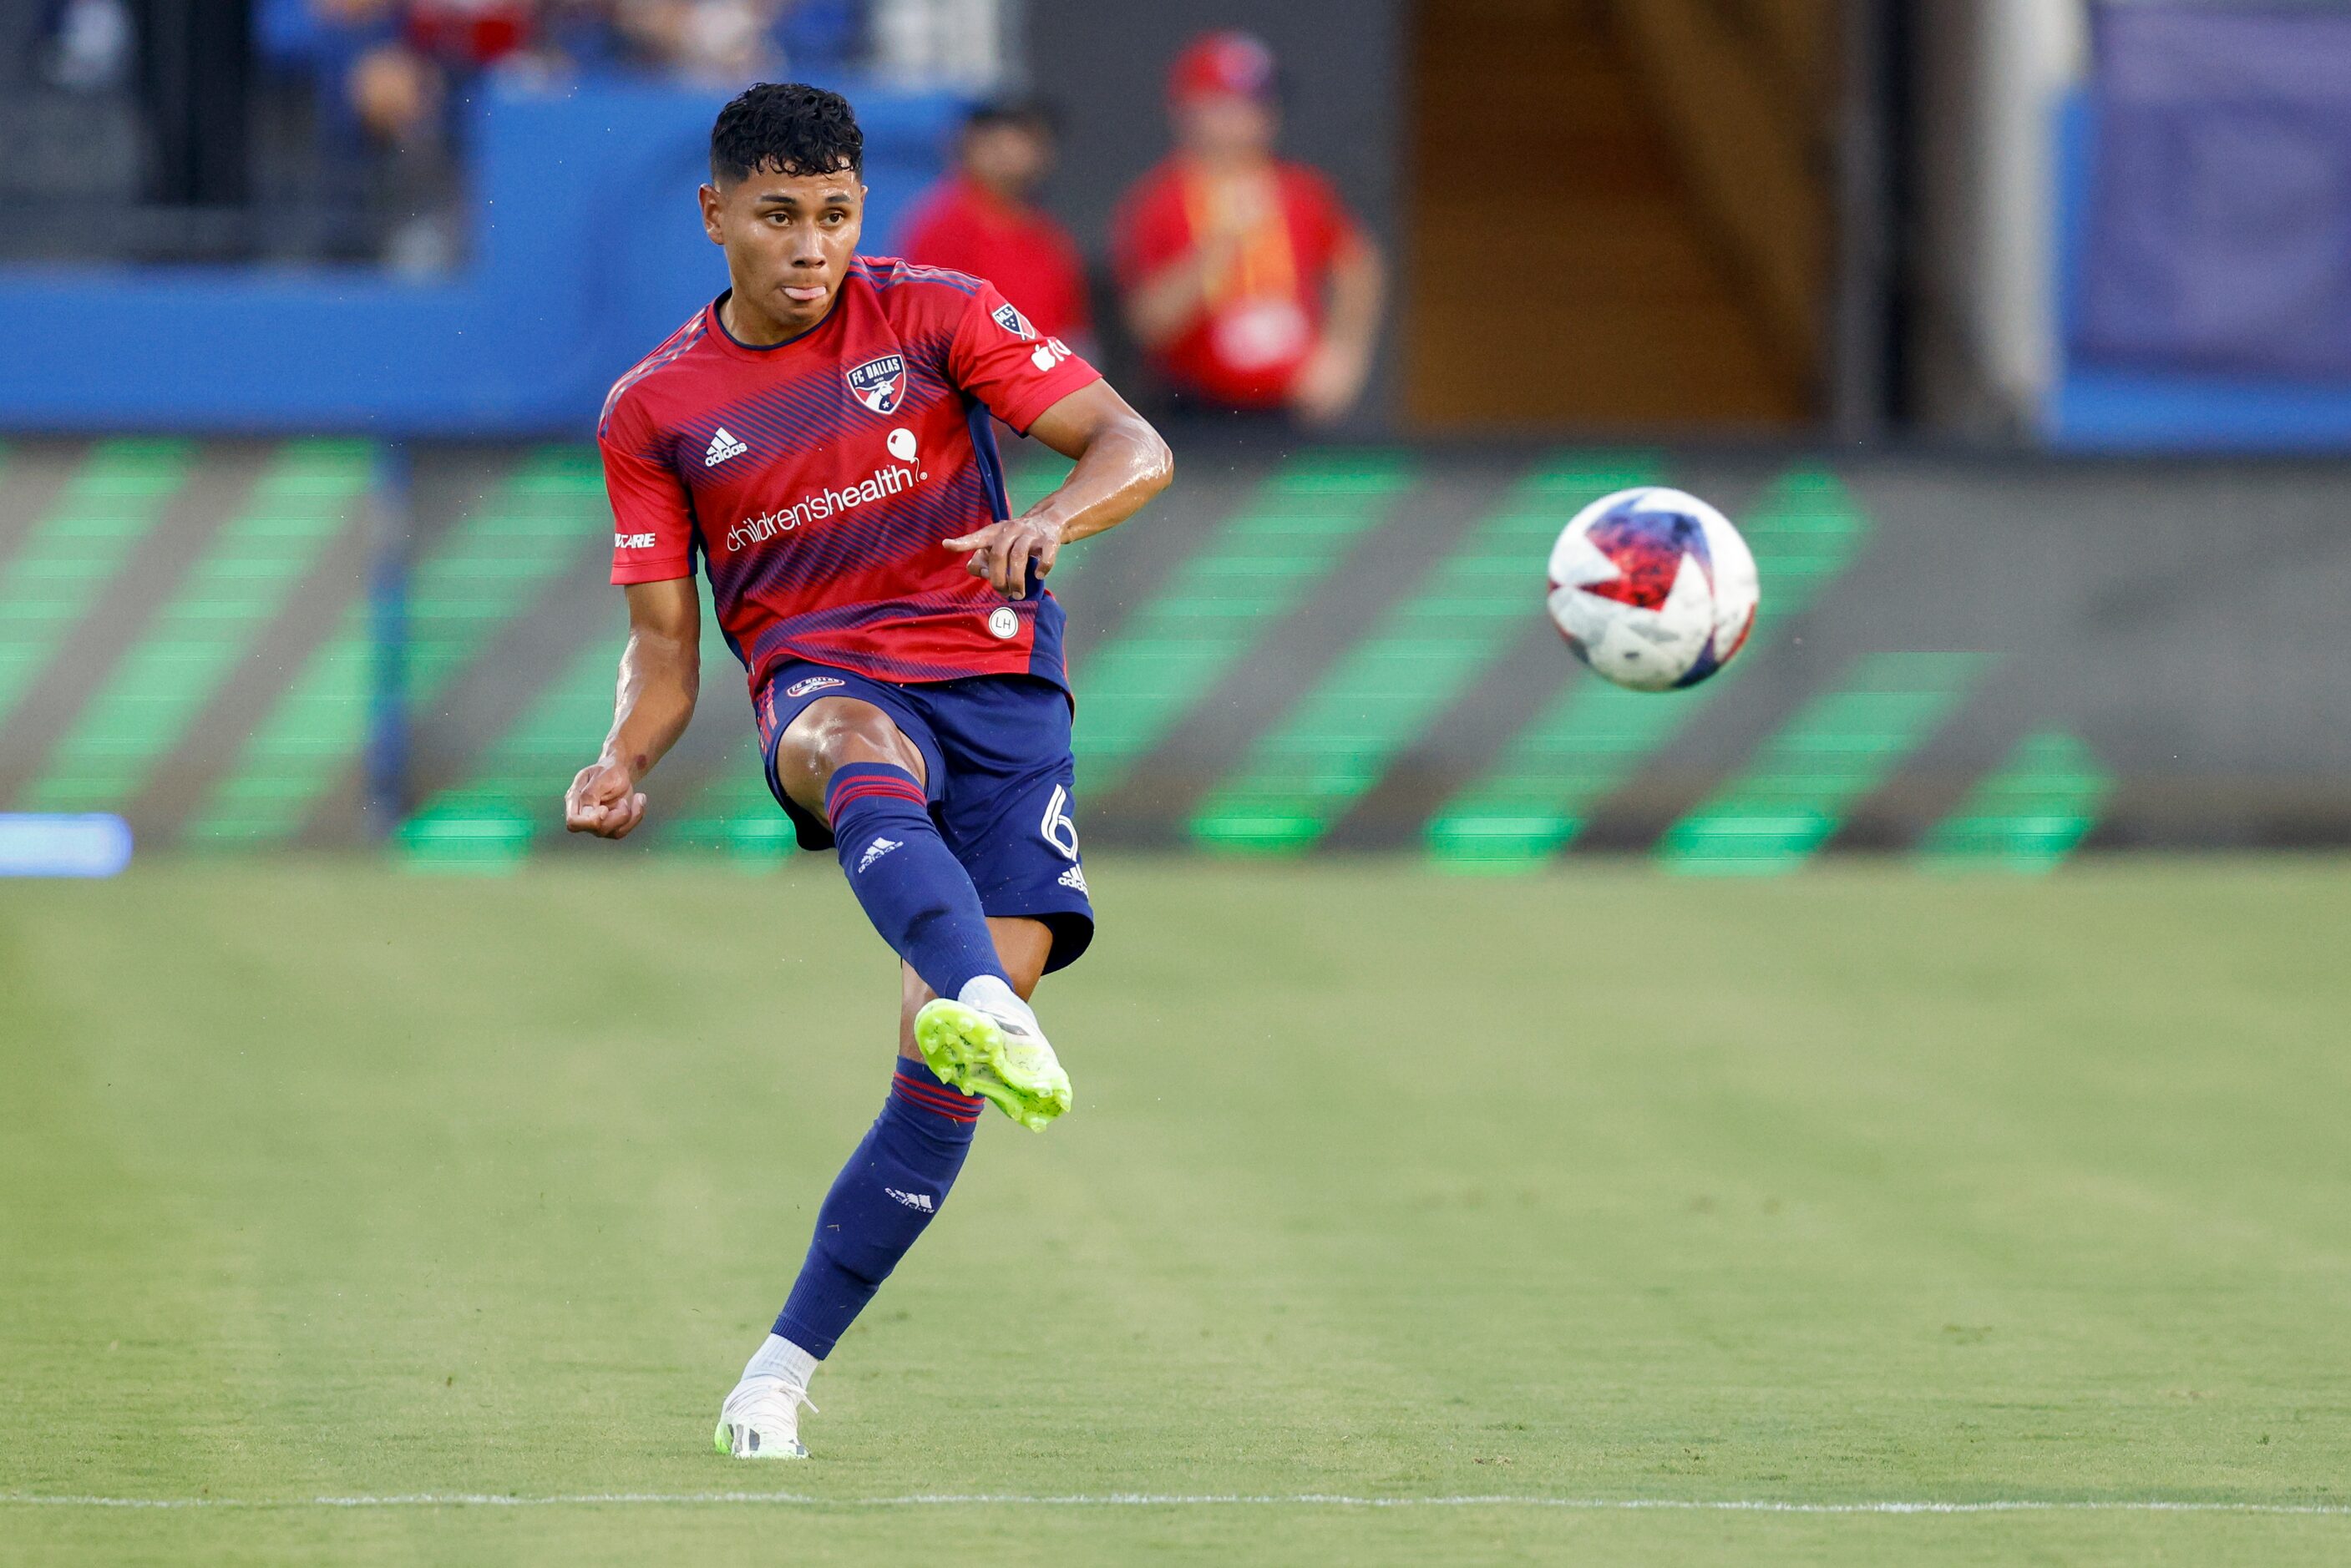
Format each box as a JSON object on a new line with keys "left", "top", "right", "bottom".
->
{"left": 1168, "top": 30, "right": 1278, "bottom": 108}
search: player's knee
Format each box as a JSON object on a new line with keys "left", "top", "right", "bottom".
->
{"left": 777, "top": 697, "right": 925, "bottom": 807}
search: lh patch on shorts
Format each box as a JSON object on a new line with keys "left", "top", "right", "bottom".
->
{"left": 785, "top": 675, "right": 848, "bottom": 699}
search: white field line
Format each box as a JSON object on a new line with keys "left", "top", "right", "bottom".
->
{"left": 3, "top": 1494, "right": 2348, "bottom": 1515}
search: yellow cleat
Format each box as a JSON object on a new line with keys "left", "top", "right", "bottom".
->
{"left": 913, "top": 998, "right": 1073, "bottom": 1131}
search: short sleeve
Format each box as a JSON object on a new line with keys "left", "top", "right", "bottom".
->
{"left": 600, "top": 392, "right": 696, "bottom": 584}
{"left": 946, "top": 278, "right": 1104, "bottom": 435}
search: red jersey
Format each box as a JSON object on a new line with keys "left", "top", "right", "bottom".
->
{"left": 600, "top": 257, "right": 1101, "bottom": 693}
{"left": 1111, "top": 157, "right": 1360, "bottom": 408}
{"left": 898, "top": 175, "right": 1092, "bottom": 344}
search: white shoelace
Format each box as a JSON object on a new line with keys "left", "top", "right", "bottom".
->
{"left": 733, "top": 1377, "right": 818, "bottom": 1419}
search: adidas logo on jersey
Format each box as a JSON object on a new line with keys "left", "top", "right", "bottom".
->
{"left": 884, "top": 1187, "right": 935, "bottom": 1213}
{"left": 705, "top": 427, "right": 747, "bottom": 467}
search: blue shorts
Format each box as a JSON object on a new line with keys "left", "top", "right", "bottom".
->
{"left": 756, "top": 661, "right": 1095, "bottom": 974}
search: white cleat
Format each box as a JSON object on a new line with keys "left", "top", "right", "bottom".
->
{"left": 715, "top": 1375, "right": 815, "bottom": 1459}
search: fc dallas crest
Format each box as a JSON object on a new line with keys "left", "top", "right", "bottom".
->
{"left": 846, "top": 353, "right": 906, "bottom": 415}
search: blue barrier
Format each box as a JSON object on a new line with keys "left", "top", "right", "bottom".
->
{"left": 0, "top": 77, "right": 960, "bottom": 438}
{"left": 2047, "top": 89, "right": 2351, "bottom": 453}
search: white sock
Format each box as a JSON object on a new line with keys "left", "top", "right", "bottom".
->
{"left": 741, "top": 1333, "right": 818, "bottom": 1392}
{"left": 957, "top": 974, "right": 1036, "bottom": 1028}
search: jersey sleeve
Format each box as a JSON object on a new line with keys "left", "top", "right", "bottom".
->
{"left": 600, "top": 392, "right": 696, "bottom": 584}
{"left": 946, "top": 277, "right": 1104, "bottom": 435}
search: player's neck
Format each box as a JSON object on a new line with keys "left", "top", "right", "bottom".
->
{"left": 721, "top": 286, "right": 836, "bottom": 348}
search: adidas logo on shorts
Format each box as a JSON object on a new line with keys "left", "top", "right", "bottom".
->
{"left": 1057, "top": 863, "right": 1088, "bottom": 893}
{"left": 705, "top": 427, "right": 748, "bottom": 466}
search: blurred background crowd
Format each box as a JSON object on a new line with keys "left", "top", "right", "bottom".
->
{"left": 11, "top": 0, "right": 925, "bottom": 269}
{"left": 6, "top": 0, "right": 2351, "bottom": 447}
{"left": 0, "top": 1, "right": 2348, "bottom": 868}
{"left": 3, "top": 0, "right": 1397, "bottom": 427}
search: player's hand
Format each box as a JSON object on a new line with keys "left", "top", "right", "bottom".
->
{"left": 565, "top": 759, "right": 647, "bottom": 839}
{"left": 944, "top": 515, "right": 1061, "bottom": 599}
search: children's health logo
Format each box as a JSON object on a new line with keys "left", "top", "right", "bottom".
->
{"left": 723, "top": 458, "right": 925, "bottom": 553}
{"left": 846, "top": 353, "right": 907, "bottom": 415}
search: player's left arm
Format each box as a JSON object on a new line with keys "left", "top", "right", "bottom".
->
{"left": 945, "top": 381, "right": 1174, "bottom": 598}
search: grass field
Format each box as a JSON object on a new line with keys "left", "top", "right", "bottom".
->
{"left": 5, "top": 857, "right": 2351, "bottom": 1565}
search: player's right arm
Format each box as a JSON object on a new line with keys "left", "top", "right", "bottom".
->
{"left": 565, "top": 578, "right": 700, "bottom": 840}
{"left": 570, "top": 382, "right": 702, "bottom": 840}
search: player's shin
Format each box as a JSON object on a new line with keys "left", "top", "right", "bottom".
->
{"left": 771, "top": 1058, "right": 983, "bottom": 1359}
{"left": 824, "top": 763, "right": 1013, "bottom": 1002}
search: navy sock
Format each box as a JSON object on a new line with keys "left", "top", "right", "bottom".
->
{"left": 824, "top": 762, "right": 1008, "bottom": 1000}
{"left": 773, "top": 1059, "right": 982, "bottom": 1358}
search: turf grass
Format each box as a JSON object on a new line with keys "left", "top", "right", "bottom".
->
{"left": 3, "top": 857, "right": 2349, "bottom": 1564}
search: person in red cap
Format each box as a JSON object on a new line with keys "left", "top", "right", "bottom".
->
{"left": 899, "top": 99, "right": 1092, "bottom": 351}
{"left": 1112, "top": 29, "right": 1384, "bottom": 424}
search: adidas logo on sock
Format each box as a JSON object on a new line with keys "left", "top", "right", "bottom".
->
{"left": 705, "top": 427, "right": 748, "bottom": 467}
{"left": 857, "top": 837, "right": 902, "bottom": 873}
{"left": 884, "top": 1187, "right": 935, "bottom": 1212}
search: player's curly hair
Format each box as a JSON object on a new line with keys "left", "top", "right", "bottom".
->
{"left": 710, "top": 82, "right": 864, "bottom": 184}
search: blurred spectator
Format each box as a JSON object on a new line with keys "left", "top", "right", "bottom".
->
{"left": 39, "top": 0, "right": 134, "bottom": 90}
{"left": 1112, "top": 29, "right": 1382, "bottom": 426}
{"left": 613, "top": 0, "right": 771, "bottom": 81}
{"left": 280, "top": 0, "right": 856, "bottom": 268}
{"left": 898, "top": 98, "right": 1091, "bottom": 347}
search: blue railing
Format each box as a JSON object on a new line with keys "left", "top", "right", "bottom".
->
{"left": 0, "top": 76, "right": 960, "bottom": 437}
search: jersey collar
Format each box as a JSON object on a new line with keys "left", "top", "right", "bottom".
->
{"left": 706, "top": 280, "right": 854, "bottom": 362}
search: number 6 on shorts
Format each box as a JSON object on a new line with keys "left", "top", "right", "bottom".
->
{"left": 1039, "top": 784, "right": 1080, "bottom": 861}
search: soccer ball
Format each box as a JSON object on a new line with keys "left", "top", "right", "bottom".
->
{"left": 1545, "top": 487, "right": 1760, "bottom": 692}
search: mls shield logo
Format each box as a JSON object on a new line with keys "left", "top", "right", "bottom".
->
{"left": 846, "top": 353, "right": 907, "bottom": 416}
{"left": 992, "top": 302, "right": 1036, "bottom": 340}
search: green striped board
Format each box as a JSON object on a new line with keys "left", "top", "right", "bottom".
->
{"left": 0, "top": 439, "right": 195, "bottom": 737}
{"left": 395, "top": 626, "right": 626, "bottom": 872}
{"left": 1190, "top": 455, "right": 1656, "bottom": 853}
{"left": 1921, "top": 730, "right": 2114, "bottom": 873}
{"left": 185, "top": 446, "right": 605, "bottom": 847}
{"left": 1069, "top": 452, "right": 1416, "bottom": 797}
{"left": 1426, "top": 468, "right": 1872, "bottom": 871}
{"left": 1659, "top": 650, "right": 1993, "bottom": 875}
{"left": 22, "top": 442, "right": 372, "bottom": 814}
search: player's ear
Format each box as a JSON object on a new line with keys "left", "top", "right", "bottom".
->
{"left": 698, "top": 183, "right": 726, "bottom": 245}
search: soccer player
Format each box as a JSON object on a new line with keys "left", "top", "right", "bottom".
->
{"left": 563, "top": 82, "right": 1172, "bottom": 1459}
